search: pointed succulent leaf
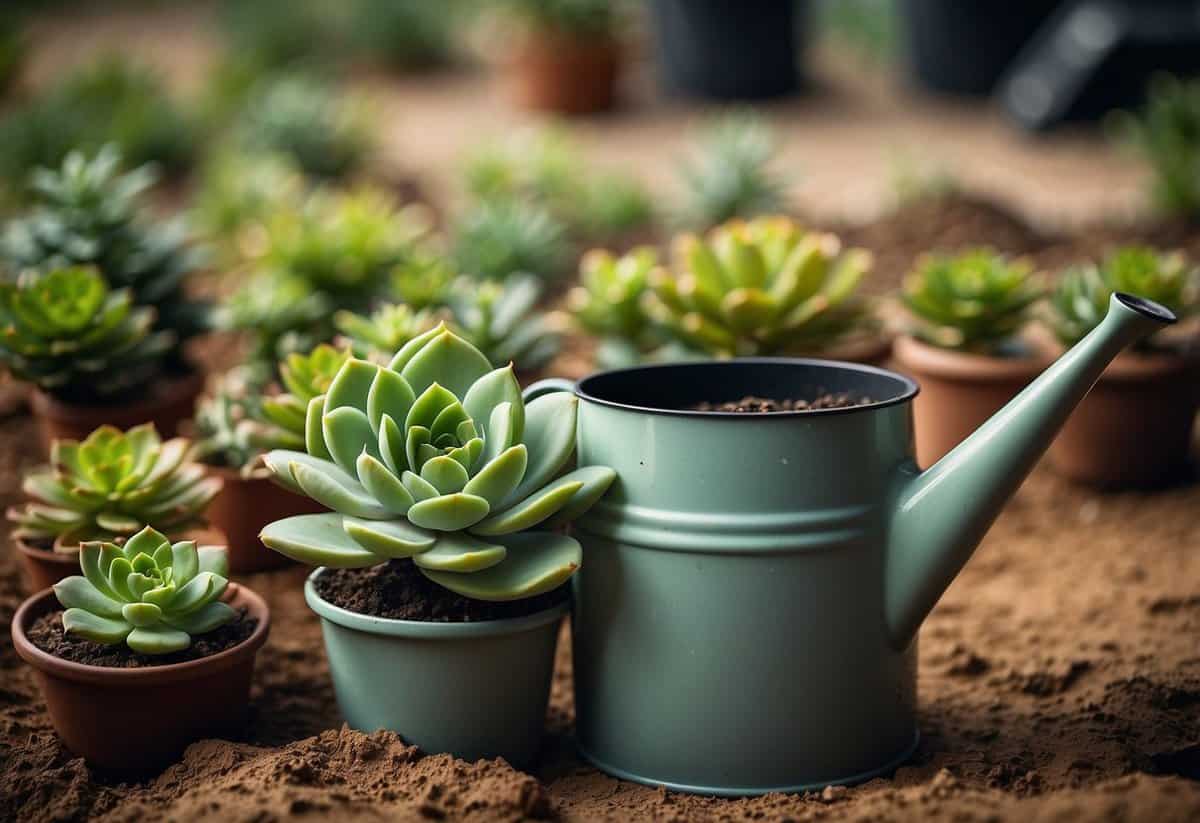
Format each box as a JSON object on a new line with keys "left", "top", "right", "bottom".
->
{"left": 462, "top": 444, "right": 527, "bottom": 508}
{"left": 168, "top": 572, "right": 219, "bottom": 614}
{"left": 323, "top": 407, "right": 380, "bottom": 475}
{"left": 79, "top": 542, "right": 121, "bottom": 600}
{"left": 122, "top": 602, "right": 164, "bottom": 627}
{"left": 462, "top": 365, "right": 524, "bottom": 443}
{"left": 261, "top": 449, "right": 306, "bottom": 495}
{"left": 481, "top": 402, "right": 519, "bottom": 466}
{"left": 405, "top": 425, "right": 432, "bottom": 475}
{"left": 472, "top": 478, "right": 583, "bottom": 536}
{"left": 163, "top": 601, "right": 237, "bottom": 636}
{"left": 170, "top": 539, "right": 200, "bottom": 585}
{"left": 411, "top": 532, "right": 506, "bottom": 572}
{"left": 378, "top": 414, "right": 408, "bottom": 475}
{"left": 260, "top": 513, "right": 381, "bottom": 567}
{"left": 405, "top": 383, "right": 459, "bottom": 432}
{"left": 543, "top": 466, "right": 618, "bottom": 527}
{"left": 62, "top": 609, "right": 133, "bottom": 645}
{"left": 407, "top": 493, "right": 491, "bottom": 531}
{"left": 53, "top": 576, "right": 124, "bottom": 618}
{"left": 367, "top": 368, "right": 415, "bottom": 435}
{"left": 291, "top": 458, "right": 390, "bottom": 519}
{"left": 197, "top": 545, "right": 229, "bottom": 578}
{"left": 502, "top": 392, "right": 577, "bottom": 509}
{"left": 420, "top": 456, "right": 470, "bottom": 495}
{"left": 356, "top": 452, "right": 415, "bottom": 515}
{"left": 399, "top": 329, "right": 492, "bottom": 399}
{"left": 122, "top": 526, "right": 169, "bottom": 560}
{"left": 305, "top": 396, "right": 333, "bottom": 460}
{"left": 387, "top": 323, "right": 446, "bottom": 372}
{"left": 126, "top": 625, "right": 192, "bottom": 654}
{"left": 420, "top": 532, "right": 581, "bottom": 601}
{"left": 401, "top": 470, "right": 440, "bottom": 502}
{"left": 324, "top": 359, "right": 379, "bottom": 417}
{"left": 343, "top": 516, "right": 436, "bottom": 559}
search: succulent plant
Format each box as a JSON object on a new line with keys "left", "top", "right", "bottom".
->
{"left": 1116, "top": 75, "right": 1200, "bottom": 220}
{"left": 0, "top": 266, "right": 172, "bottom": 402}
{"left": 500, "top": 0, "right": 621, "bottom": 36}
{"left": 569, "top": 246, "right": 657, "bottom": 342}
{"left": 9, "top": 424, "right": 222, "bottom": 551}
{"left": 335, "top": 303, "right": 439, "bottom": 362}
{"left": 1047, "top": 246, "right": 1198, "bottom": 347}
{"left": 216, "top": 276, "right": 329, "bottom": 367}
{"left": 194, "top": 367, "right": 304, "bottom": 470}
{"left": 259, "top": 344, "right": 354, "bottom": 444}
{"left": 191, "top": 150, "right": 304, "bottom": 254}
{"left": 643, "top": 217, "right": 872, "bottom": 358}
{"left": 447, "top": 276, "right": 564, "bottom": 371}
{"left": 577, "top": 174, "right": 654, "bottom": 238}
{"left": 391, "top": 246, "right": 456, "bottom": 310}
{"left": 259, "top": 325, "right": 615, "bottom": 601}
{"left": 452, "top": 200, "right": 570, "bottom": 284}
{"left": 346, "top": 0, "right": 462, "bottom": 69}
{"left": 1, "top": 147, "right": 209, "bottom": 363}
{"left": 53, "top": 526, "right": 233, "bottom": 655}
{"left": 235, "top": 74, "right": 373, "bottom": 180}
{"left": 217, "top": 0, "right": 339, "bottom": 71}
{"left": 676, "top": 113, "right": 787, "bottom": 230}
{"left": 902, "top": 248, "right": 1043, "bottom": 352}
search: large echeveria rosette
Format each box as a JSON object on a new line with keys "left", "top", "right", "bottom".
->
{"left": 259, "top": 324, "right": 615, "bottom": 601}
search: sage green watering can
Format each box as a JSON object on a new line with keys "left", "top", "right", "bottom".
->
{"left": 525, "top": 293, "right": 1176, "bottom": 796}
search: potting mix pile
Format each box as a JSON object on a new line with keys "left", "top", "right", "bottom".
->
{"left": 2, "top": 198, "right": 1199, "bottom": 821}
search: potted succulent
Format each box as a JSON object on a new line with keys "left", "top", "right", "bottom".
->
{"left": 494, "top": 0, "right": 624, "bottom": 114}
{"left": 8, "top": 423, "right": 222, "bottom": 593}
{"left": 676, "top": 114, "right": 787, "bottom": 230}
{"left": 445, "top": 275, "right": 565, "bottom": 376}
{"left": 639, "top": 216, "right": 884, "bottom": 365}
{"left": 0, "top": 148, "right": 210, "bottom": 444}
{"left": 11, "top": 526, "right": 270, "bottom": 773}
{"left": 192, "top": 366, "right": 324, "bottom": 573}
{"left": 258, "top": 325, "right": 616, "bottom": 766}
{"left": 453, "top": 199, "right": 571, "bottom": 285}
{"left": 1045, "top": 246, "right": 1200, "bottom": 488}
{"left": 334, "top": 302, "right": 439, "bottom": 363}
{"left": 569, "top": 246, "right": 659, "bottom": 369}
{"left": 892, "top": 247, "right": 1048, "bottom": 467}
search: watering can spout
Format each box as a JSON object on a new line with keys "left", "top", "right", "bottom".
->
{"left": 884, "top": 293, "right": 1177, "bottom": 647}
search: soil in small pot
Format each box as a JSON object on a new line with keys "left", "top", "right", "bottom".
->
{"left": 689, "top": 393, "right": 871, "bottom": 412}
{"left": 27, "top": 608, "right": 257, "bottom": 668}
{"left": 315, "top": 560, "right": 568, "bottom": 622}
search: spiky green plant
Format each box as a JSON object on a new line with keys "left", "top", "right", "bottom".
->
{"left": 194, "top": 367, "right": 304, "bottom": 470}
{"left": 1, "top": 147, "right": 209, "bottom": 363}
{"left": 1116, "top": 75, "right": 1200, "bottom": 220}
{"left": 569, "top": 246, "right": 656, "bottom": 342}
{"left": 0, "top": 267, "right": 172, "bottom": 402}
{"left": 216, "top": 277, "right": 329, "bottom": 367}
{"left": 391, "top": 246, "right": 456, "bottom": 310}
{"left": 259, "top": 326, "right": 615, "bottom": 600}
{"left": 236, "top": 74, "right": 374, "bottom": 180}
{"left": 676, "top": 114, "right": 787, "bottom": 230}
{"left": 447, "top": 276, "right": 563, "bottom": 371}
{"left": 335, "top": 303, "right": 439, "bottom": 362}
{"left": 259, "top": 344, "right": 354, "bottom": 444}
{"left": 190, "top": 150, "right": 304, "bottom": 253}
{"left": 1047, "top": 246, "right": 1198, "bottom": 347}
{"left": 643, "top": 217, "right": 872, "bottom": 358}
{"left": 453, "top": 200, "right": 570, "bottom": 283}
{"left": 902, "top": 248, "right": 1043, "bottom": 352}
{"left": 53, "top": 526, "right": 233, "bottom": 654}
{"left": 9, "top": 424, "right": 221, "bottom": 551}
{"left": 578, "top": 174, "right": 654, "bottom": 237}
{"left": 346, "top": 0, "right": 462, "bottom": 69}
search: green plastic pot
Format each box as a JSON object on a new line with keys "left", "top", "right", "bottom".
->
{"left": 525, "top": 293, "right": 1174, "bottom": 796}
{"left": 304, "top": 568, "right": 566, "bottom": 768}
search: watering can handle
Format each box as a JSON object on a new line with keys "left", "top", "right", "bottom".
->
{"left": 522, "top": 378, "right": 577, "bottom": 403}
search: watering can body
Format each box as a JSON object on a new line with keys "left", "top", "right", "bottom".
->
{"left": 532, "top": 294, "right": 1175, "bottom": 796}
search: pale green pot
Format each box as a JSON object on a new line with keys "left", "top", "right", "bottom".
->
{"left": 304, "top": 568, "right": 566, "bottom": 768}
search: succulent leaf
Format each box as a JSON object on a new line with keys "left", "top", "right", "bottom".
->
{"left": 260, "top": 512, "right": 381, "bottom": 568}
{"left": 420, "top": 532, "right": 582, "bottom": 601}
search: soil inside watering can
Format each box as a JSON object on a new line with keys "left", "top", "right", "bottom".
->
{"left": 690, "top": 393, "right": 871, "bottom": 412}
{"left": 313, "top": 559, "right": 569, "bottom": 622}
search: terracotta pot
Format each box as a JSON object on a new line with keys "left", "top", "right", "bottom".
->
{"left": 507, "top": 30, "right": 619, "bottom": 114}
{"left": 204, "top": 465, "right": 324, "bottom": 574}
{"left": 11, "top": 582, "right": 270, "bottom": 773}
{"left": 14, "top": 526, "right": 228, "bottom": 594}
{"left": 30, "top": 369, "right": 205, "bottom": 450}
{"left": 893, "top": 335, "right": 1050, "bottom": 468}
{"left": 1047, "top": 350, "right": 1200, "bottom": 489}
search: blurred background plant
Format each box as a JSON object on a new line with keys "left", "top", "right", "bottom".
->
{"left": 568, "top": 246, "right": 658, "bottom": 367}
{"left": 675, "top": 113, "right": 788, "bottom": 230}
{"left": 1114, "top": 75, "right": 1200, "bottom": 222}
{"left": 344, "top": 0, "right": 465, "bottom": 71}
{"left": 334, "top": 302, "right": 439, "bottom": 362}
{"left": 190, "top": 149, "right": 304, "bottom": 261}
{"left": 193, "top": 366, "right": 303, "bottom": 471}
{"left": 497, "top": 0, "right": 624, "bottom": 38}
{"left": 446, "top": 274, "right": 564, "bottom": 371}
{"left": 0, "top": 12, "right": 26, "bottom": 96}
{"left": 259, "top": 343, "right": 352, "bottom": 445}
{"left": 452, "top": 198, "right": 570, "bottom": 283}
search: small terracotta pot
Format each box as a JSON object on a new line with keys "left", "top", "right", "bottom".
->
{"left": 507, "top": 30, "right": 619, "bottom": 114}
{"left": 204, "top": 466, "right": 324, "bottom": 574}
{"left": 1048, "top": 349, "right": 1200, "bottom": 489}
{"left": 30, "top": 369, "right": 205, "bottom": 450}
{"left": 11, "top": 582, "right": 270, "bottom": 774}
{"left": 893, "top": 335, "right": 1050, "bottom": 468}
{"left": 14, "top": 526, "right": 228, "bottom": 594}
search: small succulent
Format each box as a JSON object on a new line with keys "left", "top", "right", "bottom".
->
{"left": 452, "top": 200, "right": 570, "bottom": 284}
{"left": 235, "top": 74, "right": 374, "bottom": 181}
{"left": 53, "top": 526, "right": 233, "bottom": 655}
{"left": 1115, "top": 75, "right": 1200, "bottom": 220}
{"left": 1047, "top": 246, "right": 1198, "bottom": 347}
{"left": 448, "top": 276, "right": 564, "bottom": 372}
{"left": 901, "top": 248, "right": 1042, "bottom": 352}
{"left": 217, "top": 0, "right": 339, "bottom": 71}
{"left": 9, "top": 424, "right": 222, "bottom": 551}
{"left": 217, "top": 276, "right": 329, "bottom": 367}
{"left": 194, "top": 367, "right": 304, "bottom": 470}
{"left": 391, "top": 246, "right": 456, "bottom": 310}
{"left": 1, "top": 147, "right": 209, "bottom": 363}
{"left": 0, "top": 267, "right": 172, "bottom": 402}
{"left": 569, "top": 246, "right": 657, "bottom": 342}
{"left": 259, "top": 344, "right": 354, "bottom": 444}
{"left": 190, "top": 150, "right": 304, "bottom": 254}
{"left": 335, "top": 303, "right": 439, "bottom": 362}
{"left": 644, "top": 217, "right": 872, "bottom": 358}
{"left": 676, "top": 114, "right": 787, "bottom": 230}
{"left": 577, "top": 174, "right": 654, "bottom": 238}
{"left": 259, "top": 325, "right": 616, "bottom": 601}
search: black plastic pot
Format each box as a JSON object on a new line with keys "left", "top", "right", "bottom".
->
{"left": 649, "top": 0, "right": 806, "bottom": 100}
{"left": 900, "top": 0, "right": 1062, "bottom": 97}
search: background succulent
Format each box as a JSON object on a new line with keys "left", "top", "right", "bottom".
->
{"left": 260, "top": 344, "right": 354, "bottom": 445}
{"left": 569, "top": 247, "right": 658, "bottom": 368}
{"left": 643, "top": 217, "right": 872, "bottom": 358}
{"left": 499, "top": 0, "right": 622, "bottom": 36}
{"left": 335, "top": 303, "right": 439, "bottom": 362}
{"left": 391, "top": 246, "right": 456, "bottom": 310}
{"left": 1, "top": 147, "right": 210, "bottom": 367}
{"left": 194, "top": 367, "right": 304, "bottom": 470}
{"left": 190, "top": 150, "right": 304, "bottom": 257}
{"left": 259, "top": 326, "right": 615, "bottom": 601}
{"left": 54, "top": 526, "right": 233, "bottom": 655}
{"left": 9, "top": 424, "right": 221, "bottom": 551}
{"left": 1047, "top": 246, "right": 1198, "bottom": 347}
{"left": 676, "top": 113, "right": 787, "bottom": 230}
{"left": 0, "top": 267, "right": 172, "bottom": 402}
{"left": 452, "top": 200, "right": 570, "bottom": 284}
{"left": 215, "top": 277, "right": 329, "bottom": 368}
{"left": 902, "top": 247, "right": 1043, "bottom": 352}
{"left": 1115, "top": 75, "right": 1200, "bottom": 220}
{"left": 447, "top": 275, "right": 564, "bottom": 372}
{"left": 345, "top": 0, "right": 463, "bottom": 70}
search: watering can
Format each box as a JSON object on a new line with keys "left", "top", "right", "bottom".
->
{"left": 524, "top": 293, "right": 1176, "bottom": 796}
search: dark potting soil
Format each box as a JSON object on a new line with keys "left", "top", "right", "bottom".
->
{"left": 314, "top": 559, "right": 568, "bottom": 622}
{"left": 27, "top": 608, "right": 256, "bottom": 668}
{"left": 21, "top": 534, "right": 56, "bottom": 552}
{"left": 690, "top": 393, "right": 870, "bottom": 412}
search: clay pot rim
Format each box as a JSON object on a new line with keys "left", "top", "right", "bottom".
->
{"left": 304, "top": 567, "right": 568, "bottom": 639}
{"left": 893, "top": 334, "right": 1052, "bottom": 382}
{"left": 11, "top": 583, "right": 270, "bottom": 686}
{"left": 29, "top": 368, "right": 205, "bottom": 427}
{"left": 15, "top": 526, "right": 230, "bottom": 560}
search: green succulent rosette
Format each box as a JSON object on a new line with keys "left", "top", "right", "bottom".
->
{"left": 259, "top": 343, "right": 353, "bottom": 443}
{"left": 259, "top": 325, "right": 616, "bottom": 601}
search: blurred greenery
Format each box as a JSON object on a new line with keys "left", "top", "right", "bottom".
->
{"left": 1115, "top": 75, "right": 1200, "bottom": 221}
